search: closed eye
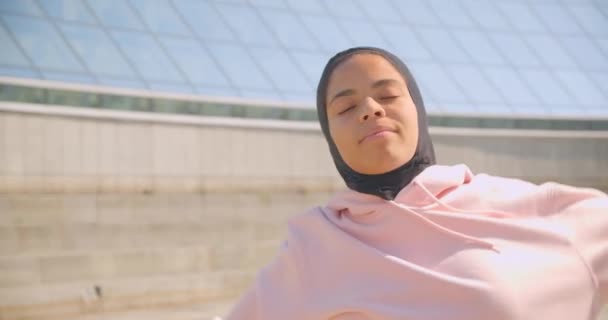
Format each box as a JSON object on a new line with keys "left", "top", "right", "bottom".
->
{"left": 379, "top": 95, "right": 399, "bottom": 101}
{"left": 338, "top": 105, "right": 356, "bottom": 115}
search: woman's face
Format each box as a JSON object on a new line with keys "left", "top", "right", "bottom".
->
{"left": 326, "top": 53, "right": 419, "bottom": 175}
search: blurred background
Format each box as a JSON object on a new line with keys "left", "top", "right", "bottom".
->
{"left": 0, "top": 0, "right": 607, "bottom": 319}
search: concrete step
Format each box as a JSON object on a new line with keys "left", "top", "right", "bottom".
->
{"left": 0, "top": 272, "right": 251, "bottom": 320}
{"left": 0, "top": 243, "right": 279, "bottom": 288}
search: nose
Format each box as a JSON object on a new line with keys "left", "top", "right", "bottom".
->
{"left": 359, "top": 97, "right": 386, "bottom": 122}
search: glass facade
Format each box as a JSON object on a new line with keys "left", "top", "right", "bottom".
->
{"left": 0, "top": 0, "right": 606, "bottom": 117}
{"left": 3, "top": 82, "right": 608, "bottom": 130}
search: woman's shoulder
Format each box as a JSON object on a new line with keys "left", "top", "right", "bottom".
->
{"left": 468, "top": 167, "right": 606, "bottom": 215}
{"left": 286, "top": 205, "right": 340, "bottom": 243}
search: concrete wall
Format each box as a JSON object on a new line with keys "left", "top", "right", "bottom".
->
{"left": 1, "top": 103, "right": 607, "bottom": 319}
{"left": 2, "top": 103, "right": 608, "bottom": 194}
{"left": 0, "top": 104, "right": 342, "bottom": 195}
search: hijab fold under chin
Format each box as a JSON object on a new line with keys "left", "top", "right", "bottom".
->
{"left": 316, "top": 47, "right": 436, "bottom": 200}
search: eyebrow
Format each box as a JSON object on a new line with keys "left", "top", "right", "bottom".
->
{"left": 328, "top": 78, "right": 402, "bottom": 106}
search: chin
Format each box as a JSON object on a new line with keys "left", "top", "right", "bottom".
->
{"left": 359, "top": 153, "right": 411, "bottom": 175}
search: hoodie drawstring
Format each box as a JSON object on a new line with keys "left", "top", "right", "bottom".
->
{"left": 386, "top": 200, "right": 498, "bottom": 252}
{"left": 413, "top": 180, "right": 518, "bottom": 219}
{"left": 383, "top": 180, "right": 506, "bottom": 252}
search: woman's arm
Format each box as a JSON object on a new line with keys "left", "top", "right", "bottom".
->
{"left": 546, "top": 184, "right": 608, "bottom": 303}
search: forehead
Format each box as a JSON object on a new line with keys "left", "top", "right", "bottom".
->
{"left": 327, "top": 54, "right": 405, "bottom": 89}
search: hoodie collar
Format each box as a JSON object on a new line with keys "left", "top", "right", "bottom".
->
{"left": 327, "top": 164, "right": 474, "bottom": 214}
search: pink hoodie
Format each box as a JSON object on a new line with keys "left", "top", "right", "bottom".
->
{"left": 225, "top": 164, "right": 608, "bottom": 319}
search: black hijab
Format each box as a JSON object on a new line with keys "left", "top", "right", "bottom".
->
{"left": 316, "top": 47, "right": 436, "bottom": 200}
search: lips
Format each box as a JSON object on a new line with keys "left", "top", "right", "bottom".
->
{"left": 359, "top": 126, "right": 396, "bottom": 144}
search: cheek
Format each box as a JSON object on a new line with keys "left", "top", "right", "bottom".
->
{"left": 401, "top": 109, "right": 419, "bottom": 147}
{"left": 329, "top": 122, "right": 346, "bottom": 149}
{"left": 328, "top": 119, "right": 357, "bottom": 156}
{"left": 388, "top": 106, "right": 418, "bottom": 144}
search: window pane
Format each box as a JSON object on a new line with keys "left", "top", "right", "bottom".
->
{"left": 240, "top": 89, "right": 282, "bottom": 101}
{"left": 390, "top": 0, "right": 441, "bottom": 26}
{"left": 85, "top": 0, "right": 144, "bottom": 30}
{"left": 483, "top": 67, "right": 539, "bottom": 105}
{"left": 377, "top": 24, "right": 432, "bottom": 62}
{"left": 412, "top": 85, "right": 438, "bottom": 109}
{"left": 446, "top": 65, "right": 504, "bottom": 104}
{"left": 524, "top": 35, "right": 577, "bottom": 69}
{"left": 520, "top": 69, "right": 574, "bottom": 106}
{"left": 171, "top": 0, "right": 235, "bottom": 41}
{"left": 511, "top": 105, "right": 549, "bottom": 117}
{"left": 98, "top": 77, "right": 145, "bottom": 90}
{"left": 285, "top": 0, "right": 325, "bottom": 14}
{"left": 0, "top": 24, "right": 29, "bottom": 66}
{"left": 258, "top": 9, "right": 319, "bottom": 50}
{"left": 290, "top": 51, "right": 330, "bottom": 84}
{"left": 60, "top": 23, "right": 136, "bottom": 78}
{"left": 209, "top": 103, "right": 240, "bottom": 118}
{"left": 598, "top": 39, "right": 608, "bottom": 58}
{"left": 249, "top": 47, "right": 312, "bottom": 92}
{"left": 532, "top": 3, "right": 583, "bottom": 36}
{"left": 337, "top": 20, "right": 390, "bottom": 49}
{"left": 45, "top": 88, "right": 100, "bottom": 107}
{"left": 474, "top": 103, "right": 513, "bottom": 115}
{"left": 324, "top": 0, "right": 366, "bottom": 19}
{"left": 111, "top": 30, "right": 183, "bottom": 82}
{"left": 588, "top": 72, "right": 608, "bottom": 97}
{"left": 417, "top": 28, "right": 470, "bottom": 64}
{"left": 148, "top": 82, "right": 194, "bottom": 94}
{"left": 407, "top": 69, "right": 438, "bottom": 109}
{"left": 299, "top": 15, "right": 352, "bottom": 54}
{"left": 497, "top": 3, "right": 546, "bottom": 33}
{"left": 206, "top": 43, "right": 273, "bottom": 90}
{"left": 548, "top": 106, "right": 587, "bottom": 117}
{"left": 101, "top": 94, "right": 139, "bottom": 111}
{"left": 409, "top": 62, "right": 469, "bottom": 103}
{"left": 460, "top": 0, "right": 510, "bottom": 30}
{"left": 439, "top": 102, "right": 479, "bottom": 114}
{"left": 560, "top": 36, "right": 608, "bottom": 71}
{"left": 212, "top": 0, "right": 247, "bottom": 3}
{"left": 249, "top": 0, "right": 286, "bottom": 9}
{"left": 488, "top": 33, "right": 542, "bottom": 68}
{"left": 0, "top": 84, "right": 46, "bottom": 104}
{"left": 0, "top": 66, "right": 38, "bottom": 78}
{"left": 160, "top": 37, "right": 230, "bottom": 87}
{"left": 554, "top": 70, "right": 606, "bottom": 107}
{"left": 42, "top": 70, "right": 96, "bottom": 84}
{"left": 356, "top": 0, "right": 402, "bottom": 23}
{"left": 215, "top": 3, "right": 277, "bottom": 47}
{"left": 282, "top": 92, "right": 313, "bottom": 104}
{"left": 37, "top": 0, "right": 95, "bottom": 23}
{"left": 0, "top": 0, "right": 43, "bottom": 16}
{"left": 428, "top": 0, "right": 475, "bottom": 28}
{"left": 3, "top": 15, "right": 84, "bottom": 71}
{"left": 423, "top": 99, "right": 441, "bottom": 114}
{"left": 129, "top": 0, "right": 189, "bottom": 35}
{"left": 567, "top": 4, "right": 608, "bottom": 36}
{"left": 452, "top": 30, "right": 506, "bottom": 66}
{"left": 196, "top": 86, "right": 237, "bottom": 97}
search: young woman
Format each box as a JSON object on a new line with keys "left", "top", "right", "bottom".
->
{"left": 225, "top": 47, "right": 607, "bottom": 320}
